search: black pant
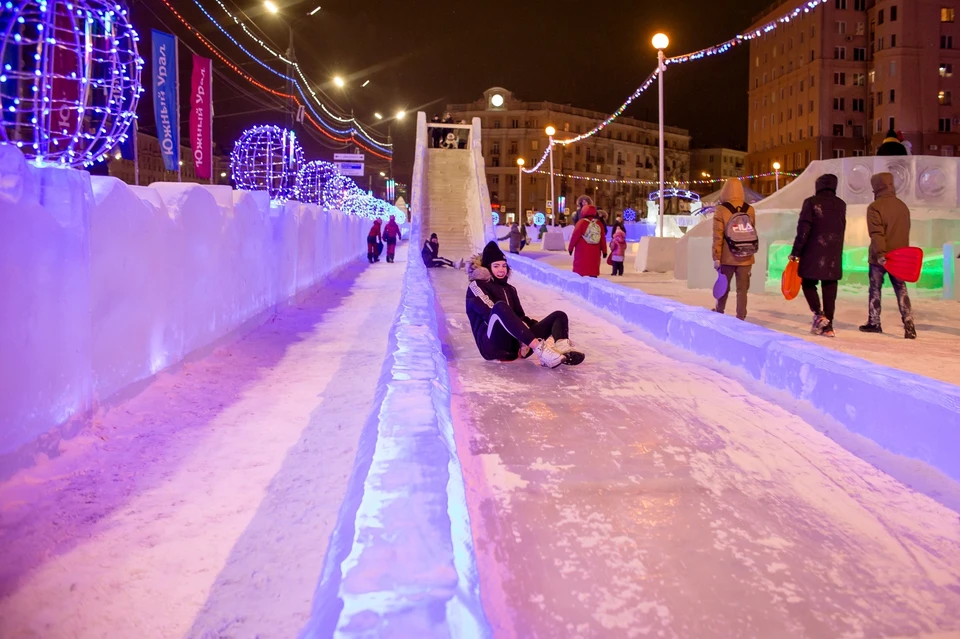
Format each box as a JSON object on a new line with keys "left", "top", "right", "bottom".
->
{"left": 801, "top": 279, "right": 838, "bottom": 322}
{"left": 868, "top": 263, "right": 913, "bottom": 326}
{"left": 426, "top": 257, "right": 455, "bottom": 268}
{"left": 611, "top": 261, "right": 624, "bottom": 276}
{"left": 482, "top": 302, "right": 568, "bottom": 360}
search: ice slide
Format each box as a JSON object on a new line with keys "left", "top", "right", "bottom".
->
{"left": 321, "top": 113, "right": 960, "bottom": 637}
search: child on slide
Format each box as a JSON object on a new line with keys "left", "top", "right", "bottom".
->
{"left": 466, "top": 241, "right": 585, "bottom": 368}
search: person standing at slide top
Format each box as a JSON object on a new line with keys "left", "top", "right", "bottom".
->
{"left": 790, "top": 174, "right": 846, "bottom": 338}
{"left": 466, "top": 241, "right": 584, "bottom": 368}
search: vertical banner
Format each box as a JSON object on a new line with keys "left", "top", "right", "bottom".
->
{"left": 50, "top": 7, "right": 82, "bottom": 149}
{"left": 151, "top": 29, "right": 179, "bottom": 172}
{"left": 189, "top": 54, "right": 212, "bottom": 180}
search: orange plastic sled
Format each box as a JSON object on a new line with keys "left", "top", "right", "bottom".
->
{"left": 781, "top": 259, "right": 801, "bottom": 300}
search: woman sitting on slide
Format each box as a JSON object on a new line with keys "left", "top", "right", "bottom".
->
{"left": 466, "top": 241, "right": 584, "bottom": 368}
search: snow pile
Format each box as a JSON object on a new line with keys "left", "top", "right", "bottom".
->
{"left": 299, "top": 112, "right": 490, "bottom": 637}
{"left": 0, "top": 146, "right": 366, "bottom": 470}
{"left": 508, "top": 255, "right": 960, "bottom": 485}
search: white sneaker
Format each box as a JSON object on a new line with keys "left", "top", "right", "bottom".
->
{"left": 534, "top": 340, "right": 566, "bottom": 368}
{"left": 552, "top": 338, "right": 575, "bottom": 354}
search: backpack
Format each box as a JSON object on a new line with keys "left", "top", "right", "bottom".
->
{"left": 582, "top": 218, "right": 603, "bottom": 245}
{"left": 721, "top": 202, "right": 758, "bottom": 258}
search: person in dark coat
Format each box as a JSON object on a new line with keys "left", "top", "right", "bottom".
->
{"left": 877, "top": 129, "right": 908, "bottom": 156}
{"left": 790, "top": 174, "right": 847, "bottom": 337}
{"left": 465, "top": 241, "right": 584, "bottom": 367}
{"left": 430, "top": 114, "right": 442, "bottom": 148}
{"left": 421, "top": 233, "right": 462, "bottom": 268}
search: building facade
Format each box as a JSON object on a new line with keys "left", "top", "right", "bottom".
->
{"left": 107, "top": 133, "right": 231, "bottom": 186}
{"left": 747, "top": 0, "right": 960, "bottom": 195}
{"left": 446, "top": 88, "right": 691, "bottom": 223}
{"left": 690, "top": 148, "right": 747, "bottom": 194}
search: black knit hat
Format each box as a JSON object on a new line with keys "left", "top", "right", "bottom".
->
{"left": 481, "top": 240, "right": 507, "bottom": 269}
{"left": 430, "top": 233, "right": 438, "bottom": 240}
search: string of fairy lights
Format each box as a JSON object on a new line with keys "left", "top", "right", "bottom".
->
{"left": 521, "top": 0, "right": 831, "bottom": 175}
{"left": 529, "top": 169, "right": 800, "bottom": 187}
{"left": 186, "top": 0, "right": 391, "bottom": 153}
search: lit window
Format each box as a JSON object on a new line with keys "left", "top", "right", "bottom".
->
{"left": 941, "top": 63, "right": 954, "bottom": 77}
{"left": 943, "top": 7, "right": 955, "bottom": 22}
{"left": 940, "top": 90, "right": 952, "bottom": 105}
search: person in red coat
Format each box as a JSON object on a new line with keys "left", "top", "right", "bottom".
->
{"left": 367, "top": 219, "right": 382, "bottom": 263}
{"left": 382, "top": 215, "right": 402, "bottom": 263}
{"left": 567, "top": 205, "right": 608, "bottom": 277}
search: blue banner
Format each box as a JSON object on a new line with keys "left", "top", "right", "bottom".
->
{"left": 151, "top": 29, "right": 179, "bottom": 172}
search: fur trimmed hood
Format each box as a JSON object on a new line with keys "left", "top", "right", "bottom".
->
{"left": 466, "top": 253, "right": 510, "bottom": 282}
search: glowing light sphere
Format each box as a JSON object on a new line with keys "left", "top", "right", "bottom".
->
{"left": 623, "top": 208, "right": 637, "bottom": 222}
{"left": 297, "top": 159, "right": 338, "bottom": 204}
{"left": 490, "top": 93, "right": 504, "bottom": 107}
{"left": 0, "top": 0, "right": 144, "bottom": 167}
{"left": 492, "top": 211, "right": 500, "bottom": 225}
{"left": 533, "top": 212, "right": 546, "bottom": 226}
{"left": 322, "top": 172, "right": 359, "bottom": 210}
{"left": 230, "top": 125, "right": 303, "bottom": 200}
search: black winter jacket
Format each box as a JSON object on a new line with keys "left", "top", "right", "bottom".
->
{"left": 421, "top": 241, "right": 439, "bottom": 266}
{"left": 465, "top": 256, "right": 536, "bottom": 360}
{"left": 791, "top": 174, "right": 847, "bottom": 281}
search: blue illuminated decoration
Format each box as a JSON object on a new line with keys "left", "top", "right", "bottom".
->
{"left": 491, "top": 211, "right": 499, "bottom": 225}
{"left": 230, "top": 124, "right": 303, "bottom": 200}
{"left": 648, "top": 188, "right": 700, "bottom": 202}
{"left": 0, "top": 0, "right": 144, "bottom": 167}
{"left": 322, "top": 171, "right": 359, "bottom": 210}
{"left": 297, "top": 159, "right": 338, "bottom": 205}
{"left": 623, "top": 208, "right": 637, "bottom": 222}
{"left": 533, "top": 212, "right": 546, "bottom": 226}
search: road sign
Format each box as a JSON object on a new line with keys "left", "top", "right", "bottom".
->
{"left": 336, "top": 162, "right": 364, "bottom": 177}
{"left": 334, "top": 153, "right": 365, "bottom": 162}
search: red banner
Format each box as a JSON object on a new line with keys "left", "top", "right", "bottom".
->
{"left": 50, "top": 8, "right": 81, "bottom": 147}
{"left": 189, "top": 55, "right": 212, "bottom": 180}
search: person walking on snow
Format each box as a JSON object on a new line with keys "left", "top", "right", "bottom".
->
{"left": 421, "top": 233, "right": 463, "bottom": 269}
{"left": 790, "top": 174, "right": 846, "bottom": 338}
{"left": 712, "top": 178, "right": 759, "bottom": 320}
{"left": 568, "top": 205, "right": 608, "bottom": 278}
{"left": 466, "top": 241, "right": 584, "bottom": 368}
{"left": 877, "top": 129, "right": 908, "bottom": 156}
{"left": 499, "top": 222, "right": 524, "bottom": 254}
{"left": 382, "top": 215, "right": 402, "bottom": 263}
{"left": 860, "top": 172, "right": 916, "bottom": 339}
{"left": 609, "top": 227, "right": 627, "bottom": 276}
{"left": 572, "top": 195, "right": 593, "bottom": 225}
{"left": 367, "top": 219, "right": 382, "bottom": 263}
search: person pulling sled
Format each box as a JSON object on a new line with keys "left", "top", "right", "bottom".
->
{"left": 383, "top": 215, "right": 402, "bottom": 263}
{"left": 466, "top": 241, "right": 584, "bottom": 368}
{"left": 367, "top": 219, "right": 382, "bottom": 263}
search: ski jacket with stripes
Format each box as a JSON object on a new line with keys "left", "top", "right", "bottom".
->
{"left": 465, "top": 256, "right": 536, "bottom": 357}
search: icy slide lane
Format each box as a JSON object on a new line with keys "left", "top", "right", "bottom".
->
{"left": 0, "top": 251, "right": 406, "bottom": 639}
{"left": 430, "top": 268, "right": 960, "bottom": 639}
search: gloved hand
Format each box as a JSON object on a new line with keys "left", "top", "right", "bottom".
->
{"left": 788, "top": 255, "right": 799, "bottom": 262}
{"left": 713, "top": 260, "right": 721, "bottom": 270}
{"left": 878, "top": 256, "right": 887, "bottom": 266}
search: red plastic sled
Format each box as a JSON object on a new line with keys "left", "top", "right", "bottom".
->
{"left": 781, "top": 259, "right": 801, "bottom": 300}
{"left": 884, "top": 247, "right": 924, "bottom": 283}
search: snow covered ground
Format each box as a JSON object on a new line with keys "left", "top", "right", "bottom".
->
{"left": 430, "top": 266, "right": 960, "bottom": 638}
{"left": 0, "top": 251, "right": 406, "bottom": 639}
{"left": 517, "top": 246, "right": 960, "bottom": 388}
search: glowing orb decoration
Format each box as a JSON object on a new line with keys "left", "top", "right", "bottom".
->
{"left": 322, "top": 172, "right": 360, "bottom": 209}
{"left": 0, "top": 0, "right": 144, "bottom": 167}
{"left": 492, "top": 211, "right": 500, "bottom": 225}
{"left": 230, "top": 125, "right": 303, "bottom": 200}
{"left": 533, "top": 212, "right": 546, "bottom": 226}
{"left": 490, "top": 93, "right": 504, "bottom": 107}
{"left": 623, "top": 208, "right": 637, "bottom": 222}
{"left": 297, "top": 159, "right": 338, "bottom": 204}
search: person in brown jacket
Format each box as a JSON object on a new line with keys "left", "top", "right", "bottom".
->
{"left": 712, "top": 178, "right": 758, "bottom": 320}
{"left": 860, "top": 172, "right": 916, "bottom": 338}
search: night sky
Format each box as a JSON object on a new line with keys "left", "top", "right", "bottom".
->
{"left": 133, "top": 0, "right": 781, "bottom": 184}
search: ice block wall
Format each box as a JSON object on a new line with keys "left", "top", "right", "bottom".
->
{"left": 0, "top": 146, "right": 366, "bottom": 466}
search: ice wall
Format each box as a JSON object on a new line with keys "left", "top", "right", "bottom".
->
{"left": 0, "top": 146, "right": 366, "bottom": 468}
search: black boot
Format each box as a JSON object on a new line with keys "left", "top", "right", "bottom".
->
{"left": 904, "top": 321, "right": 917, "bottom": 339}
{"left": 859, "top": 323, "right": 882, "bottom": 333}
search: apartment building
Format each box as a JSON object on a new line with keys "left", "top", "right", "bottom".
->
{"left": 690, "top": 148, "right": 747, "bottom": 194}
{"left": 445, "top": 88, "right": 691, "bottom": 221}
{"left": 746, "top": 0, "right": 960, "bottom": 195}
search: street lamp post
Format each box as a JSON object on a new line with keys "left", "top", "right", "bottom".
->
{"left": 653, "top": 32, "right": 669, "bottom": 238}
{"left": 773, "top": 161, "right": 781, "bottom": 191}
{"left": 264, "top": 2, "right": 296, "bottom": 131}
{"left": 517, "top": 157, "right": 525, "bottom": 223}
{"left": 545, "top": 125, "right": 556, "bottom": 226}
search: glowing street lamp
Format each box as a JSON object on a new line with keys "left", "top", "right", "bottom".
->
{"left": 264, "top": 0, "right": 279, "bottom": 14}
{"left": 517, "top": 157, "right": 525, "bottom": 221}
{"left": 773, "top": 161, "right": 781, "bottom": 191}
{"left": 545, "top": 125, "right": 557, "bottom": 226}
{"left": 374, "top": 112, "right": 383, "bottom": 120}
{"left": 653, "top": 32, "right": 669, "bottom": 237}
{"left": 395, "top": 110, "right": 406, "bottom": 120}
{"left": 333, "top": 76, "right": 345, "bottom": 88}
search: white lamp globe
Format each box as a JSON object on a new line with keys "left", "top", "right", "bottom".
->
{"left": 491, "top": 93, "right": 504, "bottom": 107}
